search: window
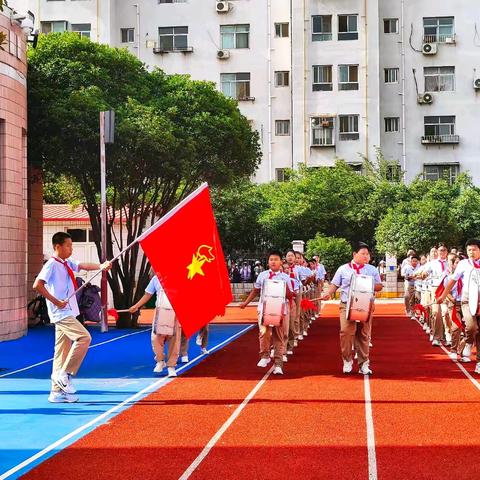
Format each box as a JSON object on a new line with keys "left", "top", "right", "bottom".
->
{"left": 386, "top": 163, "right": 402, "bottom": 182}
{"left": 67, "top": 229, "right": 87, "bottom": 243}
{"left": 423, "top": 17, "right": 454, "bottom": 43}
{"left": 339, "top": 115, "right": 359, "bottom": 140}
{"left": 275, "top": 168, "right": 286, "bottom": 182}
{"left": 275, "top": 23, "right": 289, "bottom": 38}
{"left": 158, "top": 26, "right": 188, "bottom": 51}
{"left": 423, "top": 164, "right": 458, "bottom": 184}
{"left": 71, "top": 23, "right": 91, "bottom": 39}
{"left": 121, "top": 28, "right": 135, "bottom": 43}
{"left": 384, "top": 68, "right": 399, "bottom": 84}
{"left": 40, "top": 21, "right": 68, "bottom": 34}
{"left": 338, "top": 65, "right": 359, "bottom": 90}
{"left": 423, "top": 116, "right": 459, "bottom": 143}
{"left": 275, "top": 71, "right": 289, "bottom": 87}
{"left": 338, "top": 15, "right": 358, "bottom": 40}
{"left": 311, "top": 117, "right": 335, "bottom": 146}
{"left": 220, "top": 73, "right": 251, "bottom": 100}
{"left": 349, "top": 163, "right": 363, "bottom": 174}
{"left": 275, "top": 120, "right": 290, "bottom": 136}
{"left": 384, "top": 18, "right": 398, "bottom": 34}
{"left": 384, "top": 117, "right": 400, "bottom": 133}
{"left": 424, "top": 66, "right": 455, "bottom": 92}
{"left": 312, "top": 65, "right": 333, "bottom": 91}
{"left": 220, "top": 24, "right": 249, "bottom": 49}
{"left": 312, "top": 15, "right": 332, "bottom": 41}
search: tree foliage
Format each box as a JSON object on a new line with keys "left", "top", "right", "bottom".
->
{"left": 306, "top": 234, "right": 352, "bottom": 275}
{"left": 29, "top": 33, "right": 261, "bottom": 325}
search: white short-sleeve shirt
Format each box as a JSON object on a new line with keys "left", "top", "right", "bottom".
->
{"left": 331, "top": 262, "right": 382, "bottom": 303}
{"left": 37, "top": 256, "right": 80, "bottom": 323}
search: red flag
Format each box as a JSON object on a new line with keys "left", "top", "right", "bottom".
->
{"left": 138, "top": 183, "right": 232, "bottom": 337}
{"left": 435, "top": 282, "right": 445, "bottom": 300}
{"left": 451, "top": 306, "right": 464, "bottom": 331}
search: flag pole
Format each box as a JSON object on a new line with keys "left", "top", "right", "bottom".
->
{"left": 67, "top": 182, "right": 209, "bottom": 301}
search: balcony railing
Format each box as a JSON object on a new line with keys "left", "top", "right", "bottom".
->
{"left": 339, "top": 132, "right": 360, "bottom": 141}
{"left": 423, "top": 33, "right": 456, "bottom": 44}
{"left": 153, "top": 46, "right": 194, "bottom": 54}
{"left": 338, "top": 82, "right": 359, "bottom": 91}
{"left": 421, "top": 134, "right": 459, "bottom": 144}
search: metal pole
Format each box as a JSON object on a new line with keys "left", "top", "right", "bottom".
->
{"left": 100, "top": 111, "right": 108, "bottom": 332}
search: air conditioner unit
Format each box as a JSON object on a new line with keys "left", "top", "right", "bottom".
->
{"left": 474, "top": 78, "right": 480, "bottom": 90}
{"left": 217, "top": 49, "right": 230, "bottom": 59}
{"left": 422, "top": 43, "right": 437, "bottom": 55}
{"left": 444, "top": 36, "right": 455, "bottom": 44}
{"left": 216, "top": 1, "right": 230, "bottom": 12}
{"left": 417, "top": 93, "right": 433, "bottom": 104}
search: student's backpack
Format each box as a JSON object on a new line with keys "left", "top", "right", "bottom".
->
{"left": 76, "top": 277, "right": 102, "bottom": 322}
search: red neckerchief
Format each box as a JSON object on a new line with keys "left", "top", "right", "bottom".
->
{"left": 349, "top": 262, "right": 364, "bottom": 275}
{"left": 471, "top": 259, "right": 480, "bottom": 269}
{"left": 269, "top": 270, "right": 278, "bottom": 280}
{"left": 439, "top": 259, "right": 447, "bottom": 272}
{"left": 53, "top": 257, "right": 78, "bottom": 289}
{"left": 457, "top": 278, "right": 463, "bottom": 296}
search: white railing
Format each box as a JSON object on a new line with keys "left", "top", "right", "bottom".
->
{"left": 421, "top": 134, "right": 459, "bottom": 144}
{"left": 423, "top": 33, "right": 456, "bottom": 44}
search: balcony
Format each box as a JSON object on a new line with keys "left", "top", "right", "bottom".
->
{"left": 423, "top": 33, "right": 456, "bottom": 44}
{"left": 339, "top": 133, "right": 360, "bottom": 141}
{"left": 153, "top": 46, "right": 194, "bottom": 54}
{"left": 421, "top": 135, "right": 459, "bottom": 144}
{"left": 338, "top": 82, "right": 359, "bottom": 91}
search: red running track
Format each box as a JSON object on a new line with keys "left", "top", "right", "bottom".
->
{"left": 23, "top": 308, "right": 480, "bottom": 480}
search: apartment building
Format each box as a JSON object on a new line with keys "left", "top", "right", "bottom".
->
{"left": 10, "top": 0, "right": 480, "bottom": 184}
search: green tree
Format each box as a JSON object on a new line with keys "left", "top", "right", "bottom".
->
{"left": 29, "top": 33, "right": 261, "bottom": 326}
{"left": 306, "top": 234, "right": 352, "bottom": 275}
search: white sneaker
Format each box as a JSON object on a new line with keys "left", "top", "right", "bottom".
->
{"left": 282, "top": 355, "right": 288, "bottom": 363}
{"left": 52, "top": 370, "right": 76, "bottom": 394}
{"left": 475, "top": 362, "right": 480, "bottom": 374}
{"left": 354, "top": 352, "right": 358, "bottom": 360}
{"left": 411, "top": 316, "right": 417, "bottom": 321}
{"left": 298, "top": 335, "right": 304, "bottom": 340}
{"left": 426, "top": 327, "right": 431, "bottom": 335}
{"left": 181, "top": 355, "right": 189, "bottom": 363}
{"left": 359, "top": 362, "right": 372, "bottom": 375}
{"left": 369, "top": 342, "right": 373, "bottom": 348}
{"left": 460, "top": 356, "right": 472, "bottom": 363}
{"left": 48, "top": 391, "right": 79, "bottom": 403}
{"left": 153, "top": 361, "right": 165, "bottom": 373}
{"left": 303, "top": 330, "right": 308, "bottom": 337}
{"left": 195, "top": 334, "right": 202, "bottom": 346}
{"left": 429, "top": 334, "right": 434, "bottom": 342}
{"left": 201, "top": 347, "right": 208, "bottom": 355}
{"left": 463, "top": 343, "right": 473, "bottom": 358}
{"left": 270, "top": 349, "right": 275, "bottom": 358}
{"left": 445, "top": 332, "right": 452, "bottom": 344}
{"left": 343, "top": 360, "right": 353, "bottom": 374}
{"left": 448, "top": 351, "right": 457, "bottom": 360}
{"left": 432, "top": 339, "right": 441, "bottom": 347}
{"left": 310, "top": 316, "right": 316, "bottom": 321}
{"left": 167, "top": 367, "right": 177, "bottom": 378}
{"left": 422, "top": 323, "right": 428, "bottom": 331}
{"left": 286, "top": 350, "right": 294, "bottom": 355}
{"left": 293, "top": 340, "right": 298, "bottom": 348}
{"left": 273, "top": 366, "right": 284, "bottom": 375}
{"left": 257, "top": 358, "right": 271, "bottom": 368}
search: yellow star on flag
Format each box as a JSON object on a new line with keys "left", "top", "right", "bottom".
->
{"left": 187, "top": 254, "right": 206, "bottom": 280}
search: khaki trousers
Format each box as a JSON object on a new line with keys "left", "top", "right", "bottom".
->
{"left": 151, "top": 320, "right": 181, "bottom": 367}
{"left": 429, "top": 287, "right": 445, "bottom": 341}
{"left": 404, "top": 284, "right": 415, "bottom": 316}
{"left": 52, "top": 316, "right": 92, "bottom": 392}
{"left": 259, "top": 322, "right": 285, "bottom": 367}
{"left": 197, "top": 326, "right": 209, "bottom": 349}
{"left": 448, "top": 301, "right": 463, "bottom": 354}
{"left": 287, "top": 300, "right": 298, "bottom": 350}
{"left": 180, "top": 332, "right": 190, "bottom": 357}
{"left": 339, "top": 303, "right": 372, "bottom": 365}
{"left": 459, "top": 304, "right": 480, "bottom": 359}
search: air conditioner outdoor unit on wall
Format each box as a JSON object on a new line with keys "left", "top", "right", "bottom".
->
{"left": 217, "top": 49, "right": 230, "bottom": 59}
{"left": 422, "top": 43, "right": 437, "bottom": 55}
{"left": 417, "top": 93, "right": 433, "bottom": 104}
{"left": 216, "top": 1, "right": 230, "bottom": 13}
{"left": 474, "top": 78, "right": 480, "bottom": 90}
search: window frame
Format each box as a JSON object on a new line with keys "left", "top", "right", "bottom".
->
{"left": 338, "top": 64, "right": 359, "bottom": 90}
{"left": 275, "top": 23, "right": 289, "bottom": 38}
{"left": 424, "top": 66, "right": 455, "bottom": 92}
{"left": 311, "top": 116, "right": 335, "bottom": 146}
{"left": 158, "top": 26, "right": 189, "bottom": 51}
{"left": 384, "top": 67, "right": 399, "bottom": 84}
{"left": 312, "top": 15, "right": 332, "bottom": 42}
{"left": 121, "top": 28, "right": 135, "bottom": 43}
{"left": 275, "top": 120, "right": 291, "bottom": 136}
{"left": 312, "top": 65, "right": 333, "bottom": 91}
{"left": 384, "top": 117, "right": 400, "bottom": 133}
{"left": 338, "top": 114, "right": 360, "bottom": 141}
{"left": 383, "top": 18, "right": 399, "bottom": 34}
{"left": 274, "top": 71, "right": 290, "bottom": 87}
{"left": 220, "top": 72, "right": 251, "bottom": 100}
{"left": 338, "top": 14, "right": 358, "bottom": 41}
{"left": 423, "top": 16, "right": 455, "bottom": 43}
{"left": 220, "top": 24, "right": 250, "bottom": 49}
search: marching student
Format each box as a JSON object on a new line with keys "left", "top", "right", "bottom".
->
{"left": 313, "top": 255, "right": 326, "bottom": 313}
{"left": 403, "top": 255, "right": 420, "bottom": 319}
{"left": 443, "top": 255, "right": 463, "bottom": 359}
{"left": 129, "top": 275, "right": 181, "bottom": 377}
{"left": 240, "top": 250, "right": 294, "bottom": 375}
{"left": 321, "top": 242, "right": 383, "bottom": 375}
{"left": 285, "top": 250, "right": 301, "bottom": 351}
{"left": 33, "top": 231, "right": 111, "bottom": 403}
{"left": 295, "top": 252, "right": 313, "bottom": 339}
{"left": 437, "top": 238, "right": 480, "bottom": 373}
{"left": 422, "top": 243, "right": 449, "bottom": 346}
{"left": 180, "top": 333, "right": 190, "bottom": 363}
{"left": 283, "top": 261, "right": 300, "bottom": 356}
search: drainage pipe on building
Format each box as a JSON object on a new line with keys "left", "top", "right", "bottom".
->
{"left": 364, "top": 0, "right": 369, "bottom": 160}
{"left": 267, "top": 0, "right": 273, "bottom": 181}
{"left": 400, "top": 0, "right": 407, "bottom": 173}
{"left": 133, "top": 3, "right": 140, "bottom": 60}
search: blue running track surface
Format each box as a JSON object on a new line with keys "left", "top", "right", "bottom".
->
{"left": 0, "top": 323, "right": 253, "bottom": 479}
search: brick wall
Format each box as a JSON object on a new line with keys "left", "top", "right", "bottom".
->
{"left": 0, "top": 11, "right": 28, "bottom": 341}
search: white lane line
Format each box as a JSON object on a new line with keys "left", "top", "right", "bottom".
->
{"left": 0, "top": 329, "right": 149, "bottom": 378}
{"left": 179, "top": 365, "right": 273, "bottom": 480}
{"left": 363, "top": 374, "right": 378, "bottom": 480}
{"left": 0, "top": 324, "right": 254, "bottom": 480}
{"left": 413, "top": 317, "right": 480, "bottom": 392}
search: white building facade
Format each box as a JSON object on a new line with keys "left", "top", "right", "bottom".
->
{"left": 11, "top": 0, "right": 480, "bottom": 184}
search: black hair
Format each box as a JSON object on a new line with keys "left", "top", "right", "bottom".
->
{"left": 285, "top": 249, "right": 296, "bottom": 256}
{"left": 465, "top": 238, "right": 480, "bottom": 250}
{"left": 353, "top": 242, "right": 370, "bottom": 254}
{"left": 268, "top": 250, "right": 283, "bottom": 260}
{"left": 410, "top": 255, "right": 420, "bottom": 261}
{"left": 52, "top": 231, "right": 71, "bottom": 247}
